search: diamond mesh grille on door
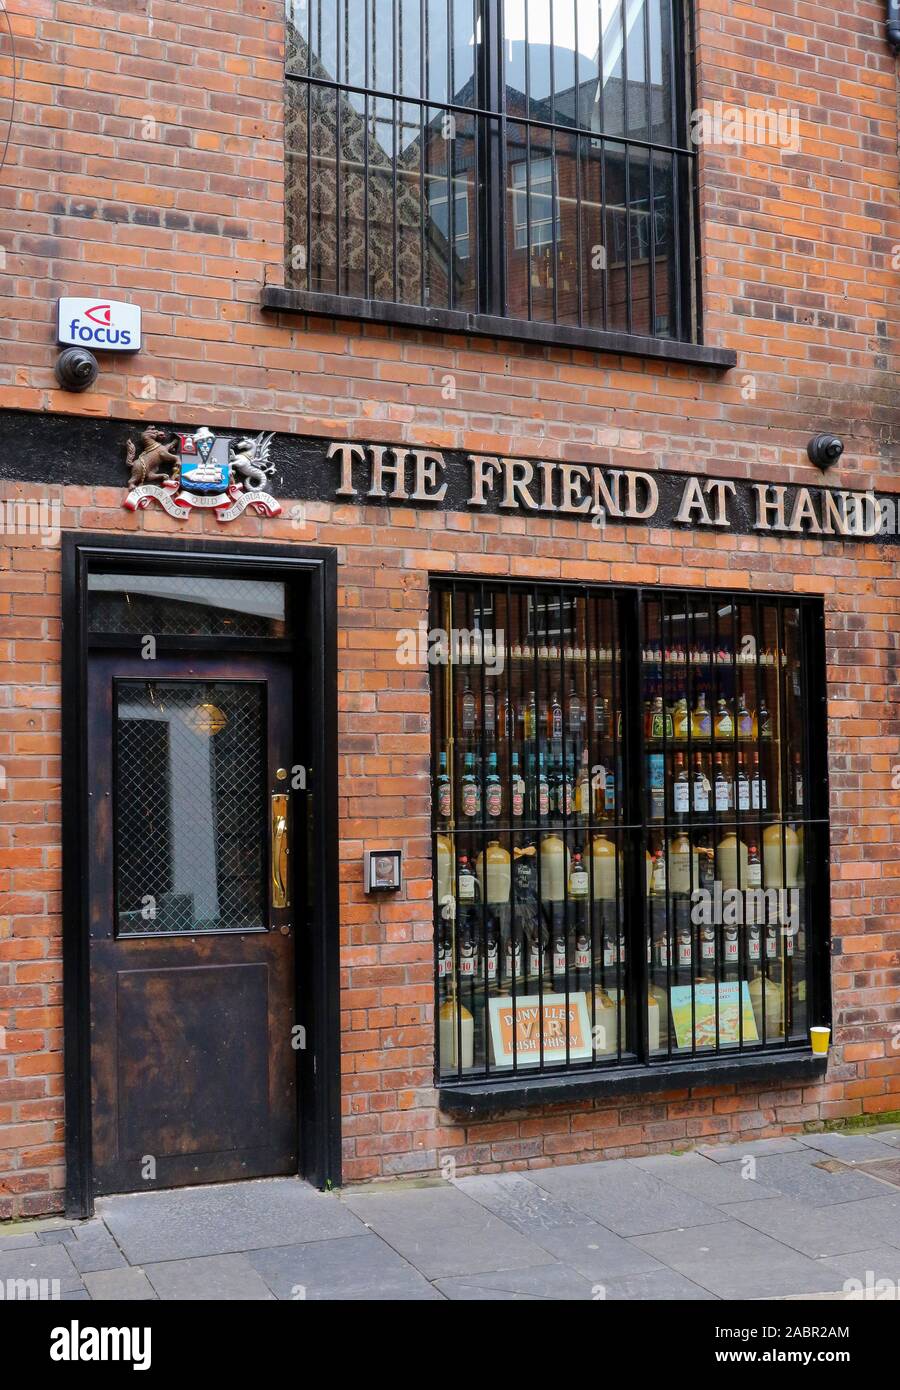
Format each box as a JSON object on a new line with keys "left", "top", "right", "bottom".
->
{"left": 115, "top": 681, "right": 267, "bottom": 935}
{"left": 88, "top": 574, "right": 287, "bottom": 638}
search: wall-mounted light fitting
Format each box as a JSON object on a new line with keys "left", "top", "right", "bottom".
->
{"left": 807, "top": 434, "right": 844, "bottom": 471}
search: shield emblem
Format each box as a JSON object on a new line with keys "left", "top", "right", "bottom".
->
{"left": 177, "top": 428, "right": 231, "bottom": 494}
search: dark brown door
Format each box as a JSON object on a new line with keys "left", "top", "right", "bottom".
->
{"left": 86, "top": 654, "right": 297, "bottom": 1195}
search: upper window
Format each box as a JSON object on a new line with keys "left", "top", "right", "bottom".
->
{"left": 284, "top": 1, "right": 697, "bottom": 345}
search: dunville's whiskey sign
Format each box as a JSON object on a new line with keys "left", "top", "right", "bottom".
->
{"left": 328, "top": 442, "right": 894, "bottom": 539}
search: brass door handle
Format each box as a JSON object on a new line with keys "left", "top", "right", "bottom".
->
{"left": 272, "top": 793, "right": 290, "bottom": 909}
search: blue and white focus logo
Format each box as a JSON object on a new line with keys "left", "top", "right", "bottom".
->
{"left": 58, "top": 297, "right": 142, "bottom": 352}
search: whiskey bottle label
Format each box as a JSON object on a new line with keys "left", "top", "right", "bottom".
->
{"left": 678, "top": 937, "right": 692, "bottom": 966}
{"left": 512, "top": 778, "right": 525, "bottom": 817}
{"left": 462, "top": 784, "right": 479, "bottom": 817}
{"left": 674, "top": 781, "right": 690, "bottom": 814}
{"left": 693, "top": 781, "right": 709, "bottom": 813}
{"left": 459, "top": 950, "right": 477, "bottom": 977}
{"left": 538, "top": 782, "right": 550, "bottom": 816}
{"left": 736, "top": 780, "right": 750, "bottom": 812}
{"left": 715, "top": 780, "right": 730, "bottom": 813}
{"left": 749, "top": 931, "right": 761, "bottom": 962}
{"left": 574, "top": 943, "right": 591, "bottom": 969}
{"left": 570, "top": 868, "right": 589, "bottom": 897}
{"left": 486, "top": 784, "right": 502, "bottom": 817}
{"left": 459, "top": 874, "right": 475, "bottom": 901}
{"left": 438, "top": 784, "right": 452, "bottom": 818}
{"left": 747, "top": 862, "right": 762, "bottom": 888}
{"left": 724, "top": 933, "right": 739, "bottom": 961}
{"left": 702, "top": 936, "right": 716, "bottom": 961}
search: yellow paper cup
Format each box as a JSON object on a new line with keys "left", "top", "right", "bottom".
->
{"left": 810, "top": 1026, "right": 831, "bottom": 1056}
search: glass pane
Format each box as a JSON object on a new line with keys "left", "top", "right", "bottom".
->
{"left": 285, "top": 0, "right": 310, "bottom": 75}
{"left": 367, "top": 97, "right": 396, "bottom": 300}
{"left": 309, "top": 0, "right": 339, "bottom": 81}
{"left": 285, "top": 80, "right": 310, "bottom": 289}
{"left": 309, "top": 84, "right": 338, "bottom": 292}
{"left": 88, "top": 575, "right": 288, "bottom": 639}
{"left": 433, "top": 584, "right": 630, "bottom": 1079}
{"left": 115, "top": 682, "right": 267, "bottom": 936}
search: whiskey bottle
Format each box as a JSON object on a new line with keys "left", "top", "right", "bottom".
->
{"left": 724, "top": 920, "right": 740, "bottom": 968}
{"left": 558, "top": 759, "right": 574, "bottom": 818}
{"left": 458, "top": 909, "right": 479, "bottom": 981}
{"left": 691, "top": 691, "right": 712, "bottom": 738}
{"left": 649, "top": 752, "right": 665, "bottom": 821}
{"left": 673, "top": 696, "right": 690, "bottom": 741}
{"left": 677, "top": 921, "right": 693, "bottom": 970}
{"left": 747, "top": 842, "right": 762, "bottom": 888}
{"left": 735, "top": 755, "right": 751, "bottom": 812}
{"left": 504, "top": 928, "right": 525, "bottom": 988}
{"left": 552, "top": 929, "right": 568, "bottom": 987}
{"left": 714, "top": 753, "right": 731, "bottom": 813}
{"left": 523, "top": 690, "right": 537, "bottom": 741}
{"left": 592, "top": 690, "right": 609, "bottom": 738}
{"left": 574, "top": 927, "right": 592, "bottom": 972}
{"left": 436, "top": 751, "right": 452, "bottom": 821}
{"left": 692, "top": 752, "right": 710, "bottom": 815}
{"left": 794, "top": 752, "right": 804, "bottom": 810}
{"left": 569, "top": 848, "right": 590, "bottom": 899}
{"left": 461, "top": 753, "right": 480, "bottom": 818}
{"left": 567, "top": 683, "right": 585, "bottom": 736}
{"left": 485, "top": 752, "right": 502, "bottom": 818}
{"left": 714, "top": 697, "right": 734, "bottom": 740}
{"left": 750, "top": 752, "right": 767, "bottom": 811}
{"left": 758, "top": 695, "right": 772, "bottom": 739}
{"left": 651, "top": 848, "right": 667, "bottom": 896}
{"left": 537, "top": 754, "right": 550, "bottom": 818}
{"left": 736, "top": 692, "right": 754, "bottom": 739}
{"left": 511, "top": 752, "right": 525, "bottom": 818}
{"left": 549, "top": 689, "right": 563, "bottom": 743}
{"left": 483, "top": 686, "right": 496, "bottom": 739}
{"left": 460, "top": 675, "right": 478, "bottom": 736}
{"left": 457, "top": 854, "right": 478, "bottom": 903}
{"left": 673, "top": 753, "right": 690, "bottom": 816}
{"left": 485, "top": 918, "right": 499, "bottom": 987}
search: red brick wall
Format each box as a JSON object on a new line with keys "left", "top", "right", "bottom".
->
{"left": 0, "top": 0, "right": 898, "bottom": 1213}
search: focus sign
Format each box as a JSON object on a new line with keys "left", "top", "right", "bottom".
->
{"left": 57, "top": 298, "right": 142, "bottom": 352}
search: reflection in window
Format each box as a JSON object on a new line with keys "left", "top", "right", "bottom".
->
{"left": 285, "top": 0, "right": 696, "bottom": 342}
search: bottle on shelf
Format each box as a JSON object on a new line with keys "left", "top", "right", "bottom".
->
{"left": 537, "top": 755, "right": 550, "bottom": 818}
{"left": 592, "top": 691, "right": 609, "bottom": 738}
{"left": 649, "top": 752, "right": 665, "bottom": 821}
{"left": 691, "top": 691, "right": 712, "bottom": 738}
{"left": 558, "top": 759, "right": 574, "bottom": 818}
{"left": 673, "top": 697, "right": 689, "bottom": 741}
{"left": 461, "top": 753, "right": 481, "bottom": 818}
{"left": 457, "top": 854, "right": 478, "bottom": 903}
{"left": 736, "top": 692, "right": 754, "bottom": 739}
{"left": 458, "top": 909, "right": 479, "bottom": 980}
{"left": 485, "top": 752, "right": 502, "bottom": 818}
{"left": 677, "top": 921, "right": 693, "bottom": 970}
{"left": 576, "top": 750, "right": 591, "bottom": 817}
{"left": 714, "top": 697, "right": 734, "bottom": 740}
{"left": 793, "top": 752, "right": 804, "bottom": 811}
{"left": 504, "top": 928, "right": 525, "bottom": 987}
{"left": 436, "top": 751, "right": 452, "bottom": 821}
{"left": 747, "top": 842, "right": 762, "bottom": 888}
{"left": 574, "top": 926, "right": 592, "bottom": 972}
{"left": 692, "top": 752, "right": 710, "bottom": 815}
{"left": 511, "top": 752, "right": 525, "bottom": 818}
{"left": 551, "top": 929, "right": 568, "bottom": 987}
{"left": 485, "top": 918, "right": 499, "bottom": 986}
{"left": 724, "top": 920, "right": 740, "bottom": 969}
{"left": 549, "top": 689, "right": 563, "bottom": 743}
{"left": 750, "top": 752, "right": 767, "bottom": 812}
{"left": 483, "top": 686, "right": 496, "bottom": 739}
{"left": 758, "top": 696, "right": 772, "bottom": 740}
{"left": 568, "top": 683, "right": 585, "bottom": 736}
{"left": 603, "top": 763, "right": 616, "bottom": 817}
{"left": 524, "top": 690, "right": 537, "bottom": 741}
{"left": 460, "top": 675, "right": 478, "bottom": 736}
{"left": 673, "top": 753, "right": 690, "bottom": 816}
{"left": 650, "top": 847, "right": 667, "bottom": 896}
{"left": 569, "top": 848, "right": 590, "bottom": 900}
{"left": 714, "top": 753, "right": 731, "bottom": 813}
{"left": 498, "top": 690, "right": 514, "bottom": 742}
{"left": 735, "top": 754, "right": 751, "bottom": 812}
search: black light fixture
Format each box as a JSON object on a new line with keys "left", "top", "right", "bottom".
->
{"left": 807, "top": 434, "right": 844, "bottom": 471}
{"left": 889, "top": 0, "right": 900, "bottom": 51}
{"left": 54, "top": 346, "right": 99, "bottom": 392}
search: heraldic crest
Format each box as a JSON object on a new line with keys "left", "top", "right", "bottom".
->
{"left": 123, "top": 426, "right": 282, "bottom": 522}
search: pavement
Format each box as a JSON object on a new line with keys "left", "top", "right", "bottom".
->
{"left": 3, "top": 1128, "right": 900, "bottom": 1301}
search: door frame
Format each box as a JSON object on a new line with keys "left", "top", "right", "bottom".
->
{"left": 61, "top": 533, "right": 340, "bottom": 1218}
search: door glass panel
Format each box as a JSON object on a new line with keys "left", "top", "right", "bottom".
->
{"left": 88, "top": 574, "right": 288, "bottom": 638}
{"left": 115, "top": 681, "right": 267, "bottom": 935}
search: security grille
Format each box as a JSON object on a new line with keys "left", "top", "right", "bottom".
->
{"left": 115, "top": 681, "right": 267, "bottom": 935}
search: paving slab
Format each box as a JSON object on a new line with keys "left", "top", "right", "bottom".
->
{"left": 528, "top": 1158, "right": 729, "bottom": 1236}
{"left": 814, "top": 1246, "right": 900, "bottom": 1293}
{"left": 435, "top": 1262, "right": 595, "bottom": 1301}
{"left": 98, "top": 1177, "right": 364, "bottom": 1264}
{"left": 37, "top": 1228, "right": 76, "bottom": 1246}
{"left": 342, "top": 1185, "right": 549, "bottom": 1280}
{"left": 871, "top": 1129, "right": 900, "bottom": 1149}
{"left": 0, "top": 1233, "right": 39, "bottom": 1251}
{"left": 144, "top": 1254, "right": 276, "bottom": 1301}
{"left": 0, "top": 1242, "right": 84, "bottom": 1295}
{"left": 695, "top": 1137, "right": 805, "bottom": 1163}
{"left": 722, "top": 1193, "right": 900, "bottom": 1259}
{"left": 720, "top": 1150, "right": 893, "bottom": 1207}
{"left": 68, "top": 1220, "right": 127, "bottom": 1274}
{"left": 502, "top": 1220, "right": 665, "bottom": 1282}
{"left": 248, "top": 1233, "right": 443, "bottom": 1301}
{"left": 795, "top": 1132, "right": 900, "bottom": 1163}
{"left": 453, "top": 1173, "right": 594, "bottom": 1234}
{"left": 632, "top": 1152, "right": 781, "bottom": 1204}
{"left": 592, "top": 1267, "right": 720, "bottom": 1300}
{"left": 83, "top": 1267, "right": 158, "bottom": 1301}
{"left": 631, "top": 1220, "right": 846, "bottom": 1300}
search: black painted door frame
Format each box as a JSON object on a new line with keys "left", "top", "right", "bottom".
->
{"left": 61, "top": 533, "right": 340, "bottom": 1218}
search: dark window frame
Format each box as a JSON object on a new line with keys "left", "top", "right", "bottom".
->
{"left": 429, "top": 577, "right": 831, "bottom": 1111}
{"left": 271, "top": 1, "right": 736, "bottom": 369}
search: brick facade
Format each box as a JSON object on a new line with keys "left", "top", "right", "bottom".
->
{"left": 0, "top": 0, "right": 899, "bottom": 1215}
